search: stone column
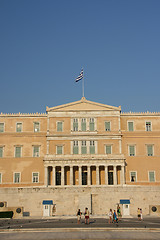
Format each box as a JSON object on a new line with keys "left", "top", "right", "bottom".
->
{"left": 121, "top": 165, "right": 125, "bottom": 185}
{"left": 44, "top": 166, "right": 48, "bottom": 187}
{"left": 113, "top": 166, "right": 117, "bottom": 185}
{"left": 79, "top": 166, "right": 82, "bottom": 185}
{"left": 61, "top": 166, "right": 64, "bottom": 186}
{"left": 87, "top": 166, "right": 91, "bottom": 185}
{"left": 105, "top": 165, "right": 108, "bottom": 185}
{"left": 96, "top": 166, "right": 99, "bottom": 185}
{"left": 70, "top": 166, "right": 73, "bottom": 185}
{"left": 52, "top": 166, "right": 56, "bottom": 186}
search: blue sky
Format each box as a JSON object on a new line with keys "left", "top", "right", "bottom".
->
{"left": 0, "top": 0, "right": 160, "bottom": 113}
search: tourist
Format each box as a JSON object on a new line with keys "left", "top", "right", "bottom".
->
{"left": 76, "top": 209, "right": 82, "bottom": 224}
{"left": 108, "top": 209, "right": 113, "bottom": 224}
{"left": 84, "top": 207, "right": 89, "bottom": 224}
{"left": 137, "top": 208, "right": 141, "bottom": 221}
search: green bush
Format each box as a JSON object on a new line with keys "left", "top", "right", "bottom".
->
{"left": 0, "top": 211, "right": 14, "bottom": 218}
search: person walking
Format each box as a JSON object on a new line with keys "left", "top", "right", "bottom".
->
{"left": 76, "top": 209, "right": 82, "bottom": 224}
{"left": 113, "top": 210, "right": 118, "bottom": 223}
{"left": 108, "top": 209, "right": 113, "bottom": 224}
{"left": 140, "top": 208, "right": 143, "bottom": 221}
{"left": 137, "top": 208, "right": 141, "bottom": 221}
{"left": 84, "top": 208, "right": 89, "bottom": 224}
{"left": 117, "top": 205, "right": 121, "bottom": 220}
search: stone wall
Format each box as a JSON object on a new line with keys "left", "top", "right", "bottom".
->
{"left": 0, "top": 186, "right": 160, "bottom": 217}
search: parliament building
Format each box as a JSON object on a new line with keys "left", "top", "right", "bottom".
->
{"left": 0, "top": 97, "right": 160, "bottom": 217}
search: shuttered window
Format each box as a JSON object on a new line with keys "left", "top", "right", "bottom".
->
{"left": 73, "top": 141, "right": 78, "bottom": 154}
{"left": 0, "top": 123, "right": 4, "bottom": 133}
{"left": 73, "top": 119, "right": 78, "bottom": 131}
{"left": 149, "top": 171, "right": 155, "bottom": 182}
{"left": 130, "top": 172, "right": 137, "bottom": 182}
{"left": 33, "top": 146, "right": 40, "bottom": 157}
{"left": 105, "top": 122, "right": 110, "bottom": 131}
{"left": 34, "top": 122, "right": 40, "bottom": 132}
{"left": 0, "top": 147, "right": 3, "bottom": 158}
{"left": 57, "top": 146, "right": 63, "bottom": 155}
{"left": 128, "top": 122, "right": 134, "bottom": 131}
{"left": 0, "top": 173, "right": 2, "bottom": 184}
{"left": 57, "top": 122, "right": 63, "bottom": 132}
{"left": 106, "top": 145, "right": 111, "bottom": 154}
{"left": 129, "top": 146, "right": 135, "bottom": 156}
{"left": 14, "top": 173, "right": 20, "bottom": 183}
{"left": 147, "top": 145, "right": 153, "bottom": 156}
{"left": 15, "top": 147, "right": 22, "bottom": 158}
{"left": 146, "top": 122, "right": 151, "bottom": 131}
{"left": 16, "top": 123, "right": 22, "bottom": 132}
{"left": 89, "top": 118, "right": 95, "bottom": 131}
{"left": 90, "top": 141, "right": 95, "bottom": 154}
{"left": 81, "top": 118, "right": 86, "bottom": 131}
{"left": 32, "top": 172, "right": 39, "bottom": 183}
{"left": 81, "top": 141, "right": 87, "bottom": 154}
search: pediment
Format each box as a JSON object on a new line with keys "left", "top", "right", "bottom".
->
{"left": 46, "top": 98, "right": 121, "bottom": 112}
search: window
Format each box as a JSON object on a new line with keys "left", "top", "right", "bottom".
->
{"left": 0, "top": 123, "right": 4, "bottom": 133}
{"left": 106, "top": 145, "right": 111, "bottom": 154}
{"left": 146, "top": 122, "right": 151, "bottom": 131}
{"left": 147, "top": 145, "right": 153, "bottom": 156}
{"left": 0, "top": 173, "right": 2, "bottom": 184}
{"left": 130, "top": 172, "right": 137, "bottom": 182}
{"left": 15, "top": 146, "right": 22, "bottom": 158}
{"left": 89, "top": 118, "right": 95, "bottom": 131}
{"left": 56, "top": 145, "right": 63, "bottom": 155}
{"left": 0, "top": 147, "right": 3, "bottom": 158}
{"left": 129, "top": 145, "right": 135, "bottom": 156}
{"left": 149, "top": 171, "right": 155, "bottom": 182}
{"left": 32, "top": 172, "right": 39, "bottom": 183}
{"left": 73, "top": 119, "right": 78, "bottom": 131}
{"left": 128, "top": 122, "right": 134, "bottom": 131}
{"left": 90, "top": 141, "right": 95, "bottom": 154}
{"left": 16, "top": 123, "right": 22, "bottom": 132}
{"left": 81, "top": 141, "right": 87, "bottom": 154}
{"left": 57, "top": 122, "right": 63, "bottom": 132}
{"left": 34, "top": 122, "right": 40, "bottom": 132}
{"left": 81, "top": 118, "right": 86, "bottom": 131}
{"left": 33, "top": 146, "right": 40, "bottom": 157}
{"left": 105, "top": 122, "right": 110, "bottom": 131}
{"left": 73, "top": 141, "right": 78, "bottom": 154}
{"left": 14, "top": 173, "right": 20, "bottom": 183}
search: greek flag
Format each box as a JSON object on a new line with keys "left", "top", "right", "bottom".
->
{"left": 75, "top": 69, "right": 83, "bottom": 82}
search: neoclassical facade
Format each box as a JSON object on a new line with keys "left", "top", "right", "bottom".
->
{"left": 0, "top": 98, "right": 160, "bottom": 217}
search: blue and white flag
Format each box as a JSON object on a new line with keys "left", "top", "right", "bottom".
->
{"left": 75, "top": 69, "right": 83, "bottom": 82}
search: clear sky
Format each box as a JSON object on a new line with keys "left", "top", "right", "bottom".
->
{"left": 0, "top": 0, "right": 160, "bottom": 113}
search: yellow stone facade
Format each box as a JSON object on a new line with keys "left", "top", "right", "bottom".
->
{"left": 0, "top": 97, "right": 160, "bottom": 187}
{"left": 0, "top": 98, "right": 160, "bottom": 217}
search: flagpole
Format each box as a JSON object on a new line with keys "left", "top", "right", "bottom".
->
{"left": 82, "top": 68, "right": 84, "bottom": 98}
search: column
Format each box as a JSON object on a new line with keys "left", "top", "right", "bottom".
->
{"left": 96, "top": 166, "right": 99, "bottom": 185}
{"left": 52, "top": 166, "right": 56, "bottom": 186}
{"left": 87, "top": 166, "right": 91, "bottom": 185}
{"left": 70, "top": 166, "right": 73, "bottom": 185}
{"left": 79, "top": 166, "right": 82, "bottom": 185}
{"left": 114, "top": 166, "right": 117, "bottom": 185}
{"left": 120, "top": 165, "right": 125, "bottom": 185}
{"left": 61, "top": 166, "right": 64, "bottom": 186}
{"left": 44, "top": 166, "right": 48, "bottom": 187}
{"left": 105, "top": 165, "right": 108, "bottom": 185}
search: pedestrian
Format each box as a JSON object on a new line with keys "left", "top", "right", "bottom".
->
{"left": 76, "top": 209, "right": 82, "bottom": 224}
{"left": 137, "top": 208, "right": 141, "bottom": 221}
{"left": 117, "top": 205, "right": 121, "bottom": 221}
{"left": 113, "top": 210, "right": 118, "bottom": 223}
{"left": 84, "top": 207, "right": 89, "bottom": 224}
{"left": 140, "top": 208, "right": 143, "bottom": 221}
{"left": 108, "top": 209, "right": 113, "bottom": 224}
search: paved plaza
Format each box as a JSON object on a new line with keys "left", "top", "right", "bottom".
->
{"left": 0, "top": 217, "right": 160, "bottom": 239}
